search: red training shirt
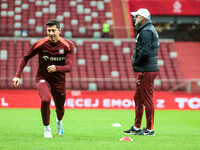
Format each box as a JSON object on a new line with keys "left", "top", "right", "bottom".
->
{"left": 15, "top": 37, "right": 74, "bottom": 87}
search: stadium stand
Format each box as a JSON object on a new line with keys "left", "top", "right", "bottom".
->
{"left": 0, "top": 0, "right": 114, "bottom": 38}
{"left": 0, "top": 38, "right": 184, "bottom": 91}
{"left": 2, "top": 0, "right": 199, "bottom": 92}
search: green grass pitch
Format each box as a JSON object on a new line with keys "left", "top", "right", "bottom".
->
{"left": 0, "top": 109, "right": 199, "bottom": 150}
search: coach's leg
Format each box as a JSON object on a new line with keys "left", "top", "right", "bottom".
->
{"left": 134, "top": 72, "right": 144, "bottom": 128}
{"left": 140, "top": 72, "right": 157, "bottom": 130}
{"left": 37, "top": 80, "right": 51, "bottom": 126}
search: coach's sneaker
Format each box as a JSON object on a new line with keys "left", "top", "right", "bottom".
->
{"left": 124, "top": 126, "right": 141, "bottom": 134}
{"left": 134, "top": 128, "right": 155, "bottom": 136}
{"left": 56, "top": 117, "right": 63, "bottom": 136}
{"left": 44, "top": 125, "right": 53, "bottom": 138}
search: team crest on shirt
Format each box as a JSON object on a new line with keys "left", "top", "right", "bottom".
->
{"left": 59, "top": 49, "right": 64, "bottom": 54}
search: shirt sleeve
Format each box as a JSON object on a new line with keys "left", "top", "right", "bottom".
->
{"left": 55, "top": 42, "right": 74, "bottom": 73}
{"left": 14, "top": 42, "right": 39, "bottom": 78}
{"left": 134, "top": 30, "right": 153, "bottom": 66}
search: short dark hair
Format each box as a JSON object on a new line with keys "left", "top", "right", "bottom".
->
{"left": 46, "top": 19, "right": 60, "bottom": 29}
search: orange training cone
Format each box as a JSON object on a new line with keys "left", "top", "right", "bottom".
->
{"left": 120, "top": 136, "right": 133, "bottom": 141}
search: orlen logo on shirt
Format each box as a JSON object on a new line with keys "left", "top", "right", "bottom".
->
{"left": 43, "top": 55, "right": 65, "bottom": 61}
{"left": 43, "top": 56, "right": 49, "bottom": 61}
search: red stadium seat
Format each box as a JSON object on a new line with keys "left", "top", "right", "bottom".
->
{"left": 0, "top": 38, "right": 184, "bottom": 91}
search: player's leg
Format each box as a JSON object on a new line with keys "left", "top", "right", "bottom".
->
{"left": 37, "top": 80, "right": 52, "bottom": 138}
{"left": 51, "top": 89, "right": 66, "bottom": 120}
{"left": 51, "top": 89, "right": 66, "bottom": 136}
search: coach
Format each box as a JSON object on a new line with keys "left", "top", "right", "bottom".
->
{"left": 124, "top": 8, "right": 159, "bottom": 136}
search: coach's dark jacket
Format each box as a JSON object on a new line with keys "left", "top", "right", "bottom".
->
{"left": 132, "top": 19, "right": 159, "bottom": 72}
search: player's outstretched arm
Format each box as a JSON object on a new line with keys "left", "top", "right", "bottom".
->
{"left": 13, "top": 77, "right": 20, "bottom": 88}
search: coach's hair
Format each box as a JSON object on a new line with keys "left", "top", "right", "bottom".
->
{"left": 46, "top": 19, "right": 60, "bottom": 29}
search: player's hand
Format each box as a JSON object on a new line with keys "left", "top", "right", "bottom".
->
{"left": 13, "top": 77, "right": 20, "bottom": 88}
{"left": 47, "top": 65, "right": 56, "bottom": 73}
